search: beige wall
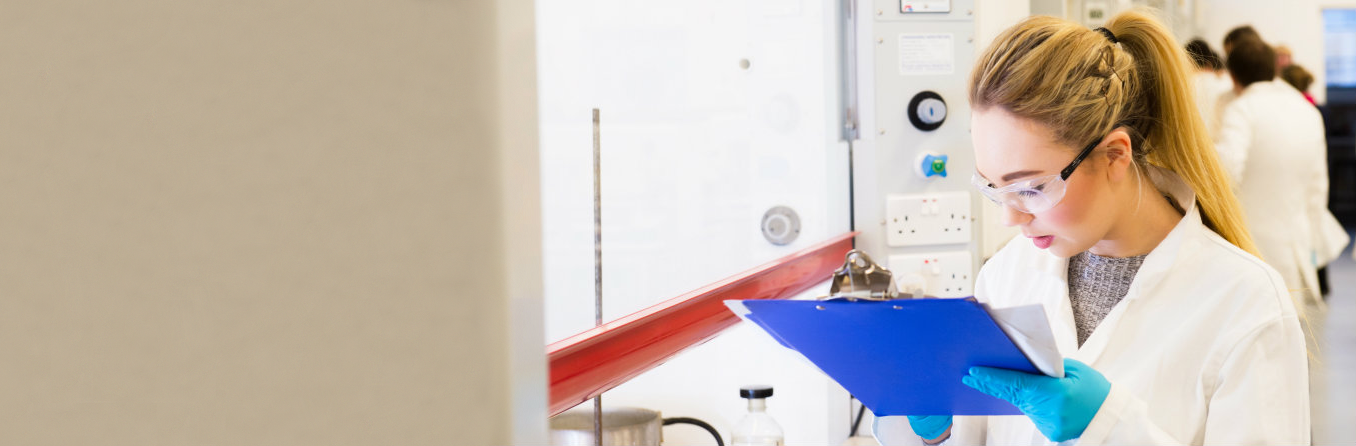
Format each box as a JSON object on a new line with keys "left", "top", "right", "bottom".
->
{"left": 0, "top": 0, "right": 543, "bottom": 444}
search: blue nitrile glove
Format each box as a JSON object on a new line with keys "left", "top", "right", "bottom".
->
{"left": 907, "top": 415, "right": 952, "bottom": 441}
{"left": 960, "top": 358, "right": 1111, "bottom": 442}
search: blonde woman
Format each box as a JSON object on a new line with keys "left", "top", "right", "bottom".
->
{"left": 875, "top": 11, "right": 1309, "bottom": 445}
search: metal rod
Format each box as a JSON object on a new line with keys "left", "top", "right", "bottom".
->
{"left": 593, "top": 108, "right": 603, "bottom": 327}
{"left": 591, "top": 107, "right": 603, "bottom": 446}
{"left": 838, "top": 0, "right": 860, "bottom": 142}
{"left": 848, "top": 142, "right": 857, "bottom": 246}
{"left": 593, "top": 395, "right": 603, "bottom": 446}
{"left": 839, "top": 0, "right": 859, "bottom": 245}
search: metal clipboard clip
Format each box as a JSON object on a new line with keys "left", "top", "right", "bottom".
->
{"left": 821, "top": 249, "right": 909, "bottom": 302}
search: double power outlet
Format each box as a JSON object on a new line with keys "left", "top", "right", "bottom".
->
{"left": 884, "top": 191, "right": 975, "bottom": 297}
{"left": 889, "top": 251, "right": 974, "bottom": 298}
{"left": 885, "top": 191, "right": 972, "bottom": 247}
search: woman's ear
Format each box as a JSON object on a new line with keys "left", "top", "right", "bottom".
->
{"left": 1101, "top": 128, "right": 1134, "bottom": 182}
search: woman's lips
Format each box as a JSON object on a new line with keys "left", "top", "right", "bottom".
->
{"left": 1030, "top": 235, "right": 1054, "bottom": 249}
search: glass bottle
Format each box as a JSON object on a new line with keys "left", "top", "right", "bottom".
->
{"left": 731, "top": 385, "right": 784, "bottom": 446}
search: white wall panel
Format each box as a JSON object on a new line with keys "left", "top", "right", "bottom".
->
{"left": 538, "top": 0, "right": 849, "bottom": 343}
{"left": 536, "top": 0, "right": 852, "bottom": 443}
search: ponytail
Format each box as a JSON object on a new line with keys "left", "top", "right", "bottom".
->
{"left": 969, "top": 10, "right": 1259, "bottom": 256}
{"left": 1104, "top": 10, "right": 1259, "bottom": 256}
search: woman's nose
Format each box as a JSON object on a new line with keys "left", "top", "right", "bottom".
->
{"left": 999, "top": 203, "right": 1033, "bottom": 227}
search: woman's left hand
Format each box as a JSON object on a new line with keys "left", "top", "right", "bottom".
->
{"left": 961, "top": 358, "right": 1111, "bottom": 442}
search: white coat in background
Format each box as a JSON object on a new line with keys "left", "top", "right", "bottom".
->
{"left": 874, "top": 167, "right": 1310, "bottom": 445}
{"left": 1260, "top": 80, "right": 1351, "bottom": 270}
{"left": 1193, "top": 70, "right": 1233, "bottom": 138}
{"left": 1214, "top": 80, "right": 1335, "bottom": 306}
{"left": 1315, "top": 187, "right": 1351, "bottom": 268}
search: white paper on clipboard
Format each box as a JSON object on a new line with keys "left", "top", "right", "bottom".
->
{"left": 981, "top": 303, "right": 1065, "bottom": 378}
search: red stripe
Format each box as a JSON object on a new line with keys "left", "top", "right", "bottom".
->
{"left": 547, "top": 232, "right": 857, "bottom": 416}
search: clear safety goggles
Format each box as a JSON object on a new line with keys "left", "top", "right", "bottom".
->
{"left": 971, "top": 138, "right": 1100, "bottom": 214}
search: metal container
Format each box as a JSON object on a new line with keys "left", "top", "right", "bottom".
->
{"left": 550, "top": 407, "right": 662, "bottom": 446}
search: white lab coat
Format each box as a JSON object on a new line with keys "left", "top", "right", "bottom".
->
{"left": 1214, "top": 80, "right": 1336, "bottom": 306}
{"left": 1315, "top": 194, "right": 1351, "bottom": 267}
{"left": 1193, "top": 71, "right": 1233, "bottom": 138}
{"left": 875, "top": 167, "right": 1310, "bottom": 445}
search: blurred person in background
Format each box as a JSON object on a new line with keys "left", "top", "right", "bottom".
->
{"left": 1275, "top": 44, "right": 1294, "bottom": 73}
{"left": 1281, "top": 64, "right": 1317, "bottom": 105}
{"left": 1186, "top": 38, "right": 1231, "bottom": 136}
{"left": 1215, "top": 39, "right": 1332, "bottom": 309}
{"left": 1278, "top": 63, "right": 1352, "bottom": 295}
{"left": 1222, "top": 25, "right": 1261, "bottom": 55}
{"left": 1210, "top": 26, "right": 1266, "bottom": 137}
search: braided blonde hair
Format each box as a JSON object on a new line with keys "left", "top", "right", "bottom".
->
{"left": 969, "top": 10, "right": 1259, "bottom": 256}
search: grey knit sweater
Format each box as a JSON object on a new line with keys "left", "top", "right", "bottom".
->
{"left": 1067, "top": 251, "right": 1148, "bottom": 346}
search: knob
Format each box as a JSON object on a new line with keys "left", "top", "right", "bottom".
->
{"left": 917, "top": 98, "right": 946, "bottom": 125}
{"left": 907, "top": 91, "right": 947, "bottom": 131}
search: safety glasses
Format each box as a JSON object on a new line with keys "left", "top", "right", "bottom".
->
{"left": 971, "top": 138, "right": 1100, "bottom": 214}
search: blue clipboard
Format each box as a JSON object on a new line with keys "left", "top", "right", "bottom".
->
{"left": 732, "top": 298, "right": 1038, "bottom": 416}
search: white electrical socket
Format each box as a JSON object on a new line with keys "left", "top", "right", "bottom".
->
{"left": 888, "top": 251, "right": 974, "bottom": 298}
{"left": 885, "top": 191, "right": 972, "bottom": 247}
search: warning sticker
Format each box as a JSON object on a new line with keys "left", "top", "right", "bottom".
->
{"left": 898, "top": 33, "right": 955, "bottom": 76}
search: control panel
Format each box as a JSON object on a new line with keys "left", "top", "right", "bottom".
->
{"left": 854, "top": 0, "right": 979, "bottom": 298}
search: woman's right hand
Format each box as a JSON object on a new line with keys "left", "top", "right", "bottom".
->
{"left": 907, "top": 415, "right": 953, "bottom": 444}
